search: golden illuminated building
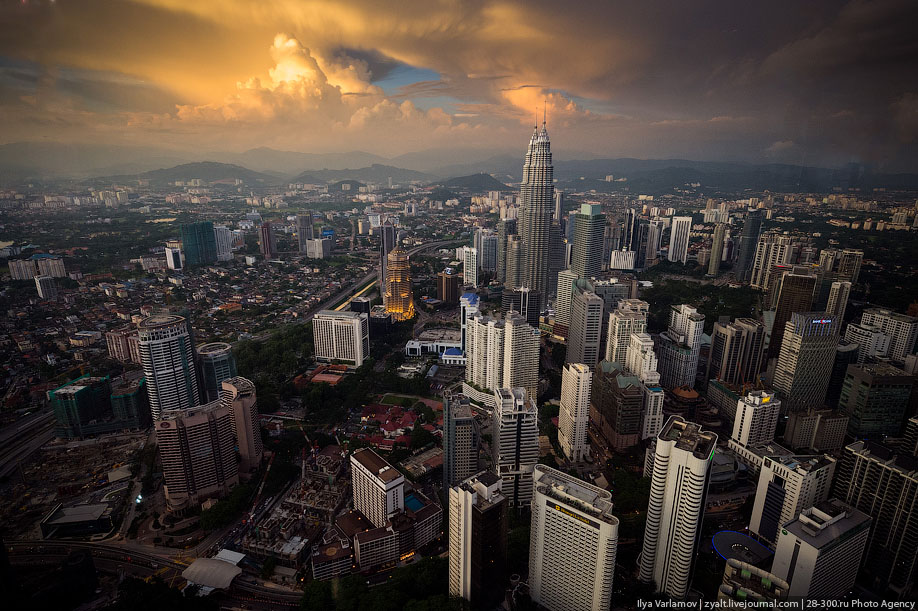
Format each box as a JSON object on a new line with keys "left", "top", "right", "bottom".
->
{"left": 385, "top": 247, "right": 415, "bottom": 321}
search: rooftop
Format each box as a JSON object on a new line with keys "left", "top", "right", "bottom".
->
{"left": 533, "top": 465, "right": 617, "bottom": 526}
{"left": 137, "top": 314, "right": 186, "bottom": 329}
{"left": 712, "top": 530, "right": 774, "bottom": 566}
{"left": 768, "top": 454, "right": 835, "bottom": 473}
{"left": 351, "top": 448, "right": 403, "bottom": 483}
{"left": 785, "top": 499, "right": 871, "bottom": 549}
{"left": 659, "top": 416, "right": 717, "bottom": 459}
{"left": 182, "top": 558, "right": 242, "bottom": 590}
{"left": 197, "top": 341, "right": 233, "bottom": 355}
{"left": 315, "top": 309, "right": 365, "bottom": 319}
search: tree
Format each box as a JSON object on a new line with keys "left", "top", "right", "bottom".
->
{"left": 302, "top": 580, "right": 334, "bottom": 611}
{"left": 260, "top": 557, "right": 277, "bottom": 579}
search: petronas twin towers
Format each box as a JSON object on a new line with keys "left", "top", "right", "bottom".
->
{"left": 516, "top": 121, "right": 555, "bottom": 299}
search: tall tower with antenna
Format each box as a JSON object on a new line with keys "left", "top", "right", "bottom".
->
{"left": 517, "top": 107, "right": 554, "bottom": 303}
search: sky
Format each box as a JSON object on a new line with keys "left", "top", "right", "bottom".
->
{"left": 1, "top": 0, "right": 917, "bottom": 170}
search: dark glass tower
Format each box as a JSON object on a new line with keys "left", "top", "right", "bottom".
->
{"left": 733, "top": 209, "right": 764, "bottom": 282}
{"left": 181, "top": 221, "right": 217, "bottom": 266}
{"left": 518, "top": 121, "right": 554, "bottom": 297}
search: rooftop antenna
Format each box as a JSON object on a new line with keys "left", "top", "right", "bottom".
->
{"left": 543, "top": 99, "right": 547, "bottom": 127}
{"left": 534, "top": 108, "right": 538, "bottom": 130}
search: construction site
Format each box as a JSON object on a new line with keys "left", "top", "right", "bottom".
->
{"left": 0, "top": 431, "right": 147, "bottom": 538}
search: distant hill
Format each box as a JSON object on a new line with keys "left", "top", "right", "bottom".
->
{"left": 329, "top": 179, "right": 366, "bottom": 192}
{"left": 291, "top": 164, "right": 434, "bottom": 184}
{"left": 132, "top": 162, "right": 278, "bottom": 184}
{"left": 435, "top": 173, "right": 510, "bottom": 191}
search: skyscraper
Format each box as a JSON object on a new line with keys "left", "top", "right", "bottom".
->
{"left": 181, "top": 221, "right": 217, "bottom": 266}
{"left": 221, "top": 376, "right": 263, "bottom": 474}
{"left": 214, "top": 225, "right": 234, "bottom": 262}
{"left": 748, "top": 454, "right": 836, "bottom": 546}
{"left": 772, "top": 313, "right": 839, "bottom": 413}
{"left": 378, "top": 220, "right": 397, "bottom": 304}
{"left": 604, "top": 299, "right": 649, "bottom": 363}
{"left": 640, "top": 416, "right": 717, "bottom": 599}
{"left": 732, "top": 390, "right": 780, "bottom": 447}
{"left": 493, "top": 387, "right": 539, "bottom": 507}
{"left": 591, "top": 360, "right": 643, "bottom": 450}
{"left": 34, "top": 275, "right": 57, "bottom": 300}
{"left": 350, "top": 448, "right": 405, "bottom": 528}
{"left": 502, "top": 313, "right": 540, "bottom": 401}
{"left": 833, "top": 440, "right": 918, "bottom": 596}
{"left": 437, "top": 267, "right": 461, "bottom": 305}
{"left": 465, "top": 315, "right": 505, "bottom": 392}
{"left": 296, "top": 213, "right": 314, "bottom": 252}
{"left": 313, "top": 310, "right": 370, "bottom": 366}
{"left": 196, "top": 342, "right": 237, "bottom": 403}
{"left": 750, "top": 233, "right": 792, "bottom": 290}
{"left": 768, "top": 267, "right": 817, "bottom": 360}
{"left": 137, "top": 314, "right": 200, "bottom": 419}
{"left": 156, "top": 398, "right": 238, "bottom": 511}
{"left": 859, "top": 307, "right": 918, "bottom": 362}
{"left": 733, "top": 209, "right": 764, "bottom": 282}
{"left": 517, "top": 121, "right": 554, "bottom": 296}
{"left": 707, "top": 223, "right": 726, "bottom": 276}
{"left": 657, "top": 304, "right": 704, "bottom": 389}
{"left": 384, "top": 247, "right": 415, "bottom": 321}
{"left": 838, "top": 362, "right": 913, "bottom": 438}
{"left": 476, "top": 229, "right": 498, "bottom": 272}
{"left": 442, "top": 393, "right": 479, "bottom": 489}
{"left": 571, "top": 203, "right": 604, "bottom": 278}
{"left": 668, "top": 216, "right": 692, "bottom": 264}
{"left": 496, "top": 219, "right": 517, "bottom": 284}
{"left": 463, "top": 246, "right": 479, "bottom": 287}
{"left": 529, "top": 465, "right": 618, "bottom": 611}
{"left": 558, "top": 363, "right": 592, "bottom": 462}
{"left": 459, "top": 292, "right": 480, "bottom": 355}
{"left": 258, "top": 222, "right": 276, "bottom": 259}
{"left": 825, "top": 280, "right": 851, "bottom": 321}
{"left": 566, "top": 287, "right": 604, "bottom": 366}
{"left": 553, "top": 268, "right": 579, "bottom": 337}
{"left": 706, "top": 318, "right": 765, "bottom": 386}
{"left": 448, "top": 471, "right": 508, "bottom": 607}
{"left": 770, "top": 500, "right": 871, "bottom": 600}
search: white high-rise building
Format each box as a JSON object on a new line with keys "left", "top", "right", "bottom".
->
{"left": 313, "top": 310, "right": 370, "bottom": 366}
{"left": 640, "top": 416, "right": 717, "bottom": 599}
{"left": 567, "top": 288, "right": 604, "bottom": 366}
{"left": 554, "top": 269, "right": 579, "bottom": 334}
{"left": 658, "top": 304, "right": 704, "bottom": 389}
{"left": 750, "top": 233, "right": 793, "bottom": 290}
{"left": 748, "top": 454, "right": 836, "bottom": 546}
{"left": 558, "top": 363, "right": 592, "bottom": 462}
{"left": 463, "top": 246, "right": 479, "bottom": 287}
{"left": 350, "top": 448, "right": 405, "bottom": 528}
{"left": 165, "top": 246, "right": 183, "bottom": 270}
{"left": 459, "top": 292, "right": 480, "bottom": 354}
{"left": 826, "top": 280, "right": 851, "bottom": 321}
{"left": 137, "top": 314, "right": 200, "bottom": 419}
{"left": 843, "top": 321, "right": 890, "bottom": 363}
{"left": 466, "top": 315, "right": 506, "bottom": 391}
{"left": 214, "top": 225, "right": 234, "bottom": 261}
{"left": 604, "top": 299, "right": 649, "bottom": 363}
{"left": 221, "top": 376, "right": 263, "bottom": 474}
{"left": 771, "top": 500, "right": 871, "bottom": 600}
{"left": 34, "top": 275, "right": 57, "bottom": 300}
{"left": 858, "top": 307, "right": 918, "bottom": 362}
{"left": 625, "top": 332, "right": 659, "bottom": 383}
{"left": 732, "top": 390, "right": 781, "bottom": 446}
{"left": 640, "top": 383, "right": 665, "bottom": 441}
{"left": 529, "top": 465, "right": 618, "bottom": 611}
{"left": 503, "top": 313, "right": 540, "bottom": 402}
{"left": 493, "top": 387, "right": 539, "bottom": 507}
{"left": 668, "top": 216, "right": 692, "bottom": 263}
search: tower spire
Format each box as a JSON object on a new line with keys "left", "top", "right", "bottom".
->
{"left": 543, "top": 100, "right": 547, "bottom": 127}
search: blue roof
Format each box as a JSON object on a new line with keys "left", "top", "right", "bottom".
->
{"left": 443, "top": 347, "right": 462, "bottom": 356}
{"left": 30, "top": 253, "right": 60, "bottom": 260}
{"left": 462, "top": 293, "right": 479, "bottom": 304}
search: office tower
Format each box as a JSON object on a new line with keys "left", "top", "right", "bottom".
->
{"left": 591, "top": 360, "right": 643, "bottom": 451}
{"left": 750, "top": 233, "right": 792, "bottom": 290}
{"left": 48, "top": 376, "right": 111, "bottom": 438}
{"left": 640, "top": 417, "right": 718, "bottom": 599}
{"left": 442, "top": 393, "right": 480, "bottom": 489}
{"left": 496, "top": 219, "right": 517, "bottom": 284}
{"left": 554, "top": 269, "right": 578, "bottom": 337}
{"left": 772, "top": 313, "right": 839, "bottom": 413}
{"left": 707, "top": 223, "right": 726, "bottom": 276}
{"left": 547, "top": 222, "right": 566, "bottom": 297}
{"left": 181, "top": 221, "right": 217, "bottom": 266}
{"left": 834, "top": 441, "right": 918, "bottom": 596}
{"left": 196, "top": 342, "right": 237, "bottom": 403}
{"left": 843, "top": 321, "right": 890, "bottom": 363}
{"left": 621, "top": 208, "right": 637, "bottom": 251}
{"left": 641, "top": 382, "right": 666, "bottom": 441}
{"left": 156, "top": 398, "right": 239, "bottom": 511}
{"left": 657, "top": 304, "right": 705, "bottom": 389}
{"left": 106, "top": 327, "right": 140, "bottom": 363}
{"left": 137, "top": 314, "right": 200, "bottom": 419}
{"left": 767, "top": 266, "right": 817, "bottom": 360}
{"left": 296, "top": 213, "right": 314, "bottom": 252}
{"left": 350, "top": 448, "right": 405, "bottom": 528}
{"left": 820, "top": 248, "right": 864, "bottom": 284}
{"left": 503, "top": 313, "right": 540, "bottom": 401}
{"left": 34, "top": 275, "right": 57, "bottom": 300}
{"left": 504, "top": 234, "right": 522, "bottom": 288}
{"left": 214, "top": 225, "right": 233, "bottom": 261}
{"left": 448, "top": 472, "right": 508, "bottom": 607}
{"left": 567, "top": 287, "right": 604, "bottom": 366}
{"left": 771, "top": 500, "right": 871, "bottom": 600}
{"left": 477, "top": 229, "right": 498, "bottom": 272}
{"left": 609, "top": 249, "right": 636, "bottom": 270}
{"left": 165, "top": 246, "right": 183, "bottom": 270}
{"left": 838, "top": 363, "right": 913, "bottom": 438}
{"left": 860, "top": 307, "right": 918, "bottom": 362}
{"left": 625, "top": 332, "right": 659, "bottom": 382}
{"left": 492, "top": 387, "right": 539, "bottom": 507}
{"left": 305, "top": 237, "right": 332, "bottom": 259}
{"left": 110, "top": 375, "right": 150, "bottom": 430}
{"left": 501, "top": 287, "right": 541, "bottom": 327}
{"left": 258, "top": 221, "right": 276, "bottom": 258}
{"left": 459, "top": 293, "right": 480, "bottom": 354}
{"left": 784, "top": 408, "right": 849, "bottom": 452}
{"left": 733, "top": 209, "right": 764, "bottom": 282}
{"left": 221, "top": 377, "right": 263, "bottom": 473}
{"left": 437, "top": 268, "right": 461, "bottom": 305}
{"left": 33, "top": 255, "right": 63, "bottom": 277}
{"left": 378, "top": 220, "right": 397, "bottom": 304}
{"left": 748, "top": 455, "right": 836, "bottom": 546}
{"left": 517, "top": 120, "right": 554, "bottom": 296}
{"left": 732, "top": 390, "right": 781, "bottom": 447}
{"left": 718, "top": 559, "right": 789, "bottom": 605}
{"left": 826, "top": 340, "right": 860, "bottom": 407}
{"left": 604, "top": 299, "right": 649, "bottom": 363}
{"left": 668, "top": 216, "right": 692, "bottom": 263}
{"left": 553, "top": 190, "right": 563, "bottom": 221}
{"left": 384, "top": 247, "right": 415, "bottom": 322}
{"left": 529, "top": 466, "right": 618, "bottom": 611}
{"left": 8, "top": 258, "right": 37, "bottom": 280}
{"left": 558, "top": 363, "right": 592, "bottom": 462}
{"left": 631, "top": 220, "right": 651, "bottom": 270}
{"left": 826, "top": 280, "right": 851, "bottom": 320}
{"left": 312, "top": 310, "right": 370, "bottom": 366}
{"left": 707, "top": 318, "right": 765, "bottom": 385}
{"left": 570, "top": 203, "right": 604, "bottom": 278}
{"left": 463, "top": 247, "right": 479, "bottom": 287}
{"left": 903, "top": 416, "right": 918, "bottom": 457}
{"left": 466, "top": 315, "right": 506, "bottom": 391}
